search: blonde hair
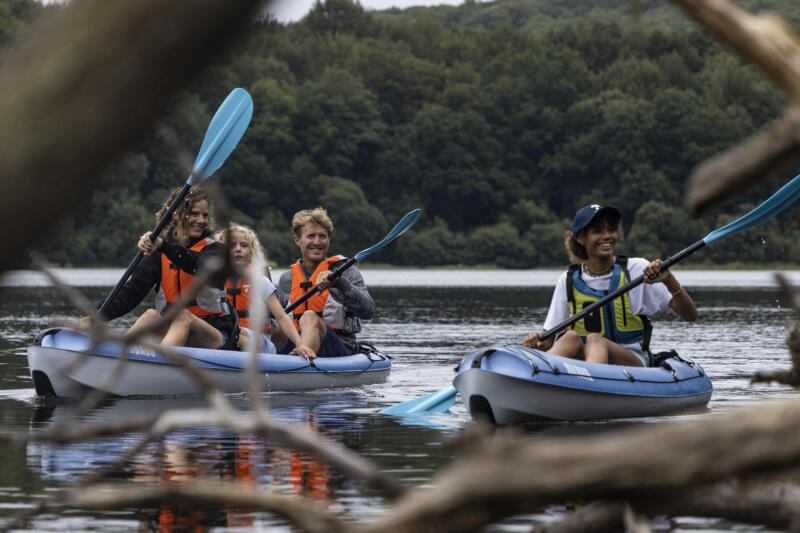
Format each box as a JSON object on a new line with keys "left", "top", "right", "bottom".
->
{"left": 215, "top": 224, "right": 267, "bottom": 267}
{"left": 564, "top": 219, "right": 623, "bottom": 264}
{"left": 292, "top": 207, "right": 333, "bottom": 238}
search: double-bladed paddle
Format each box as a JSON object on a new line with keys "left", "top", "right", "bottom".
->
{"left": 284, "top": 209, "right": 422, "bottom": 314}
{"left": 98, "top": 88, "right": 254, "bottom": 317}
{"left": 380, "top": 174, "right": 800, "bottom": 416}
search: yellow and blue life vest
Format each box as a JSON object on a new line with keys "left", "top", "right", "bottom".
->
{"left": 566, "top": 256, "right": 652, "bottom": 350}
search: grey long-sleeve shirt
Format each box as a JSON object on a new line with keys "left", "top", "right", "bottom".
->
{"left": 277, "top": 258, "right": 374, "bottom": 350}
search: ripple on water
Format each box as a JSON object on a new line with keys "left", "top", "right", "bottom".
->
{"left": 0, "top": 281, "right": 796, "bottom": 532}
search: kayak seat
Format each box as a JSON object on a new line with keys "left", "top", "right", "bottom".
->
{"left": 652, "top": 349, "right": 679, "bottom": 366}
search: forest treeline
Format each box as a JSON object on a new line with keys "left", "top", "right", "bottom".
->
{"left": 5, "top": 0, "right": 800, "bottom": 268}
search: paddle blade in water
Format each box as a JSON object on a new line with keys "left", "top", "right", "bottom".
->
{"left": 379, "top": 386, "right": 458, "bottom": 416}
{"left": 189, "top": 87, "right": 253, "bottom": 184}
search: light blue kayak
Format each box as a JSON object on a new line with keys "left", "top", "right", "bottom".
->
{"left": 27, "top": 328, "right": 391, "bottom": 398}
{"left": 453, "top": 345, "right": 712, "bottom": 424}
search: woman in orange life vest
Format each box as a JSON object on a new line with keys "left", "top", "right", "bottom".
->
{"left": 215, "top": 224, "right": 315, "bottom": 358}
{"left": 276, "top": 207, "right": 375, "bottom": 357}
{"left": 94, "top": 186, "right": 236, "bottom": 348}
{"left": 523, "top": 204, "right": 697, "bottom": 366}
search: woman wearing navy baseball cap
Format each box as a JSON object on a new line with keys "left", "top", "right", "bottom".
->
{"left": 522, "top": 204, "right": 697, "bottom": 367}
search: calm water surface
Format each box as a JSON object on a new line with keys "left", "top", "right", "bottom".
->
{"left": 0, "top": 269, "right": 798, "bottom": 531}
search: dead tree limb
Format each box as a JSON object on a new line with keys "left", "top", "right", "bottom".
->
{"left": 0, "top": 0, "right": 263, "bottom": 274}
{"left": 531, "top": 501, "right": 626, "bottom": 533}
{"left": 365, "top": 399, "right": 800, "bottom": 533}
{"left": 536, "top": 479, "right": 800, "bottom": 533}
{"left": 63, "top": 481, "right": 349, "bottom": 533}
{"left": 751, "top": 273, "right": 800, "bottom": 386}
{"left": 670, "top": 0, "right": 800, "bottom": 212}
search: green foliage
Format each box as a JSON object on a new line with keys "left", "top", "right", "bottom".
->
{"left": 532, "top": 222, "right": 571, "bottom": 266}
{"left": 626, "top": 201, "right": 705, "bottom": 259}
{"left": 467, "top": 222, "right": 534, "bottom": 268}
{"left": 305, "top": 0, "right": 375, "bottom": 37}
{"left": 255, "top": 209, "right": 296, "bottom": 265}
{"left": 312, "top": 175, "right": 387, "bottom": 257}
{"left": 0, "top": 0, "right": 40, "bottom": 46}
{"left": 11, "top": 0, "right": 800, "bottom": 268}
{"left": 393, "top": 217, "right": 466, "bottom": 266}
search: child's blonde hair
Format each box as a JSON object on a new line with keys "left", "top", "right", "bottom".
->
{"left": 215, "top": 223, "right": 267, "bottom": 267}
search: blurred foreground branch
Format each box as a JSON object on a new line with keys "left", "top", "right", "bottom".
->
{"left": 367, "top": 399, "right": 800, "bottom": 532}
{"left": 672, "top": 0, "right": 800, "bottom": 213}
{"left": 751, "top": 272, "right": 800, "bottom": 386}
{"left": 0, "top": 0, "right": 262, "bottom": 274}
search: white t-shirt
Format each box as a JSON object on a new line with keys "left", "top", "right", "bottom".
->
{"left": 257, "top": 275, "right": 277, "bottom": 301}
{"left": 238, "top": 274, "right": 278, "bottom": 354}
{"left": 542, "top": 257, "right": 673, "bottom": 333}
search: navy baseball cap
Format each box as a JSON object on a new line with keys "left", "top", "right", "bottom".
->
{"left": 570, "top": 204, "right": 621, "bottom": 235}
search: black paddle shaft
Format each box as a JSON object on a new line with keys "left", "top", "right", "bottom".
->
{"left": 283, "top": 257, "right": 357, "bottom": 314}
{"left": 540, "top": 239, "right": 706, "bottom": 341}
{"left": 98, "top": 182, "right": 193, "bottom": 317}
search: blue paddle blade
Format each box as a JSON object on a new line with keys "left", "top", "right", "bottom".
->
{"left": 703, "top": 173, "right": 800, "bottom": 244}
{"left": 379, "top": 386, "right": 458, "bottom": 416}
{"left": 188, "top": 88, "right": 254, "bottom": 185}
{"left": 354, "top": 208, "right": 422, "bottom": 261}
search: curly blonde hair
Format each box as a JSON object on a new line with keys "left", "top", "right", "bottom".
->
{"left": 215, "top": 224, "right": 267, "bottom": 267}
{"left": 291, "top": 207, "right": 333, "bottom": 238}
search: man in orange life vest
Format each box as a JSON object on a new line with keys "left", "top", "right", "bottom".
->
{"left": 276, "top": 207, "right": 375, "bottom": 357}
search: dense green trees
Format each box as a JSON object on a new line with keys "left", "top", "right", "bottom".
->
{"left": 7, "top": 0, "right": 800, "bottom": 267}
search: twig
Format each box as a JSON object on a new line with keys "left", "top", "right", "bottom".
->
{"left": 751, "top": 273, "right": 800, "bottom": 386}
{"left": 64, "top": 481, "right": 349, "bottom": 533}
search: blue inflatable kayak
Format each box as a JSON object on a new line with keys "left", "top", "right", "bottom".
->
{"left": 453, "top": 345, "right": 712, "bottom": 423}
{"left": 27, "top": 328, "right": 391, "bottom": 398}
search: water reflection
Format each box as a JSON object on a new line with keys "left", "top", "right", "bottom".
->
{"left": 2, "top": 276, "right": 800, "bottom": 531}
{"left": 26, "top": 396, "right": 352, "bottom": 531}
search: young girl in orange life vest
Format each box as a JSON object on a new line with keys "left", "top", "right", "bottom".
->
{"left": 216, "top": 224, "right": 315, "bottom": 359}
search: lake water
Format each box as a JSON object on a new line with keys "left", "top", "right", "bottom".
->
{"left": 1, "top": 268, "right": 798, "bottom": 531}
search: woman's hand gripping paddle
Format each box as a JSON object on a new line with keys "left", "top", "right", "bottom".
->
{"left": 380, "top": 174, "right": 800, "bottom": 416}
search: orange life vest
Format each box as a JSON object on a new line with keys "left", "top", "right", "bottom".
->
{"left": 288, "top": 256, "right": 349, "bottom": 332}
{"left": 155, "top": 237, "right": 229, "bottom": 318}
{"left": 225, "top": 267, "right": 272, "bottom": 333}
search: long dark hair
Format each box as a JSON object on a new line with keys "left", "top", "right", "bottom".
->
{"left": 156, "top": 185, "right": 214, "bottom": 236}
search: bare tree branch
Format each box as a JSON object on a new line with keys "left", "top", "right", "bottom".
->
{"left": 536, "top": 479, "right": 800, "bottom": 533}
{"left": 669, "top": 0, "right": 800, "bottom": 212}
{"left": 0, "top": 0, "right": 263, "bottom": 274}
{"left": 63, "top": 481, "right": 349, "bottom": 533}
{"left": 366, "top": 399, "right": 800, "bottom": 532}
{"left": 751, "top": 273, "right": 800, "bottom": 386}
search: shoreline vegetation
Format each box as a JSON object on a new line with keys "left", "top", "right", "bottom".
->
{"left": 3, "top": 0, "right": 800, "bottom": 269}
{"left": 40, "top": 261, "right": 800, "bottom": 271}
